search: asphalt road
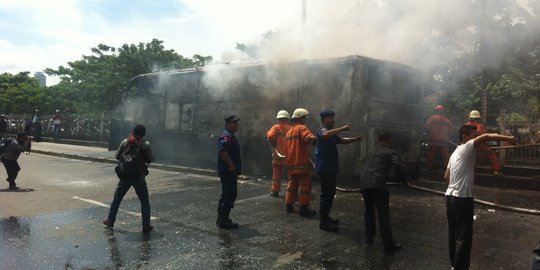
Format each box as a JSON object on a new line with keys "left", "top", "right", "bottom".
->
{"left": 0, "top": 153, "right": 539, "bottom": 269}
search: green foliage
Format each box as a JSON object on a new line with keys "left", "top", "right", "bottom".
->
{"left": 39, "top": 39, "right": 213, "bottom": 114}
{"left": 496, "top": 112, "right": 528, "bottom": 126}
{"left": 432, "top": 1, "right": 540, "bottom": 128}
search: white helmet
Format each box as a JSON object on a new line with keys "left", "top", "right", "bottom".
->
{"left": 469, "top": 110, "right": 481, "bottom": 119}
{"left": 276, "top": 110, "right": 290, "bottom": 119}
{"left": 291, "top": 108, "right": 309, "bottom": 119}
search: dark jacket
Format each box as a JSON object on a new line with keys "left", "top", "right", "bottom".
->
{"left": 1, "top": 139, "right": 31, "bottom": 161}
{"left": 217, "top": 129, "right": 241, "bottom": 174}
{"left": 359, "top": 144, "right": 408, "bottom": 192}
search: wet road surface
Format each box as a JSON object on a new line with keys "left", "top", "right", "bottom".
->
{"left": 0, "top": 153, "right": 539, "bottom": 269}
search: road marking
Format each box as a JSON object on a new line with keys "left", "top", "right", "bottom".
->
{"left": 72, "top": 196, "right": 158, "bottom": 220}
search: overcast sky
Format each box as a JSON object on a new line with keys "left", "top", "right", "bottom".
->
{"left": 0, "top": 0, "right": 535, "bottom": 86}
{"left": 0, "top": 0, "right": 301, "bottom": 84}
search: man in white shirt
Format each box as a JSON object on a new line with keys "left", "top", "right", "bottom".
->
{"left": 444, "top": 124, "right": 516, "bottom": 270}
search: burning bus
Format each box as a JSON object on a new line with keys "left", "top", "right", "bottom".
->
{"left": 110, "top": 55, "right": 426, "bottom": 183}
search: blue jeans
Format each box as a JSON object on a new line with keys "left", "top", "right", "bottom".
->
{"left": 107, "top": 175, "right": 151, "bottom": 226}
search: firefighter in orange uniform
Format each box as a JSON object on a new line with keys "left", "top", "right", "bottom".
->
{"left": 285, "top": 108, "right": 317, "bottom": 217}
{"left": 424, "top": 105, "right": 453, "bottom": 170}
{"left": 466, "top": 110, "right": 502, "bottom": 175}
{"left": 267, "top": 110, "right": 292, "bottom": 197}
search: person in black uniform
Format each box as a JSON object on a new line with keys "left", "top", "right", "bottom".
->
{"left": 316, "top": 110, "right": 361, "bottom": 232}
{"left": 216, "top": 115, "right": 241, "bottom": 229}
{"left": 533, "top": 239, "right": 540, "bottom": 270}
{"left": 0, "top": 115, "right": 8, "bottom": 139}
{"left": 359, "top": 130, "right": 408, "bottom": 252}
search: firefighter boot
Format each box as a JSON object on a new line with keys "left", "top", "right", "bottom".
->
{"left": 299, "top": 205, "right": 316, "bottom": 217}
{"left": 286, "top": 203, "right": 294, "bottom": 213}
{"left": 217, "top": 208, "right": 238, "bottom": 230}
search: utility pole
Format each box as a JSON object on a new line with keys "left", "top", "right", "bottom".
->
{"left": 302, "top": 0, "right": 307, "bottom": 34}
{"left": 480, "top": 0, "right": 488, "bottom": 121}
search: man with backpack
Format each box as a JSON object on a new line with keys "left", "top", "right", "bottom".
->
{"left": 1, "top": 133, "right": 31, "bottom": 190}
{"left": 103, "top": 124, "right": 154, "bottom": 233}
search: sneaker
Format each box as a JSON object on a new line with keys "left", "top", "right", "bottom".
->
{"left": 142, "top": 225, "right": 153, "bottom": 233}
{"left": 8, "top": 185, "right": 19, "bottom": 190}
{"left": 270, "top": 191, "right": 279, "bottom": 197}
{"left": 493, "top": 171, "right": 502, "bottom": 176}
{"left": 102, "top": 219, "right": 114, "bottom": 228}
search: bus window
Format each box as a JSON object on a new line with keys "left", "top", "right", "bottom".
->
{"left": 165, "top": 103, "right": 180, "bottom": 130}
{"left": 367, "top": 62, "right": 422, "bottom": 105}
{"left": 165, "top": 102, "right": 194, "bottom": 133}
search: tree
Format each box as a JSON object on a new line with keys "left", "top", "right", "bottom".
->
{"left": 45, "top": 39, "right": 212, "bottom": 113}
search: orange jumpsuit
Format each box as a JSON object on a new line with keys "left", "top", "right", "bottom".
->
{"left": 266, "top": 121, "right": 292, "bottom": 192}
{"left": 285, "top": 124, "right": 316, "bottom": 206}
{"left": 466, "top": 120, "right": 501, "bottom": 172}
{"left": 425, "top": 114, "right": 452, "bottom": 169}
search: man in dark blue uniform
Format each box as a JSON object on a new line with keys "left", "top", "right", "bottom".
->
{"left": 316, "top": 110, "right": 361, "bottom": 231}
{"left": 217, "top": 115, "right": 241, "bottom": 229}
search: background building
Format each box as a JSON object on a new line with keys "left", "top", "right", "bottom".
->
{"left": 34, "top": 72, "right": 46, "bottom": 87}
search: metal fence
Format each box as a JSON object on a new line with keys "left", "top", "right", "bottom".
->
{"left": 496, "top": 144, "right": 540, "bottom": 165}
{"left": 1, "top": 113, "right": 110, "bottom": 141}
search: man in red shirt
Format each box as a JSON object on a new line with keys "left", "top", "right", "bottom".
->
{"left": 267, "top": 110, "right": 292, "bottom": 197}
{"left": 465, "top": 110, "right": 502, "bottom": 175}
{"left": 424, "top": 105, "right": 453, "bottom": 170}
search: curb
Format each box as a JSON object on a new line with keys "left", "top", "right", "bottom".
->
{"left": 31, "top": 149, "right": 252, "bottom": 181}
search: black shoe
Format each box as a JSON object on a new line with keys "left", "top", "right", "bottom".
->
{"left": 384, "top": 242, "right": 402, "bottom": 252}
{"left": 270, "top": 191, "right": 279, "bottom": 197}
{"left": 365, "top": 236, "right": 374, "bottom": 244}
{"left": 286, "top": 204, "right": 294, "bottom": 213}
{"left": 218, "top": 219, "right": 239, "bottom": 230}
{"left": 319, "top": 221, "right": 339, "bottom": 232}
{"left": 327, "top": 216, "right": 339, "bottom": 225}
{"left": 8, "top": 185, "right": 19, "bottom": 190}
{"left": 142, "top": 225, "right": 153, "bottom": 233}
{"left": 299, "top": 206, "right": 316, "bottom": 217}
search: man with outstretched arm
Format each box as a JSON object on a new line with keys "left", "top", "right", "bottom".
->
{"left": 316, "top": 110, "right": 361, "bottom": 231}
{"left": 444, "top": 125, "right": 517, "bottom": 270}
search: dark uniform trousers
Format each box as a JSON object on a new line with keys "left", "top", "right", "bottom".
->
{"left": 362, "top": 188, "right": 394, "bottom": 245}
{"left": 2, "top": 159, "right": 20, "bottom": 186}
{"left": 532, "top": 239, "right": 540, "bottom": 270}
{"left": 446, "top": 195, "right": 474, "bottom": 270}
{"left": 218, "top": 171, "right": 238, "bottom": 214}
{"left": 319, "top": 173, "right": 337, "bottom": 219}
{"left": 108, "top": 175, "right": 151, "bottom": 226}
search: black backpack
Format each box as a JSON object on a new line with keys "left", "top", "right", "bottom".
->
{"left": 0, "top": 139, "right": 13, "bottom": 155}
{"left": 115, "top": 141, "right": 144, "bottom": 179}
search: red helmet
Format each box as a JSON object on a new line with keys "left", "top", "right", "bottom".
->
{"left": 435, "top": 105, "right": 444, "bottom": 111}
